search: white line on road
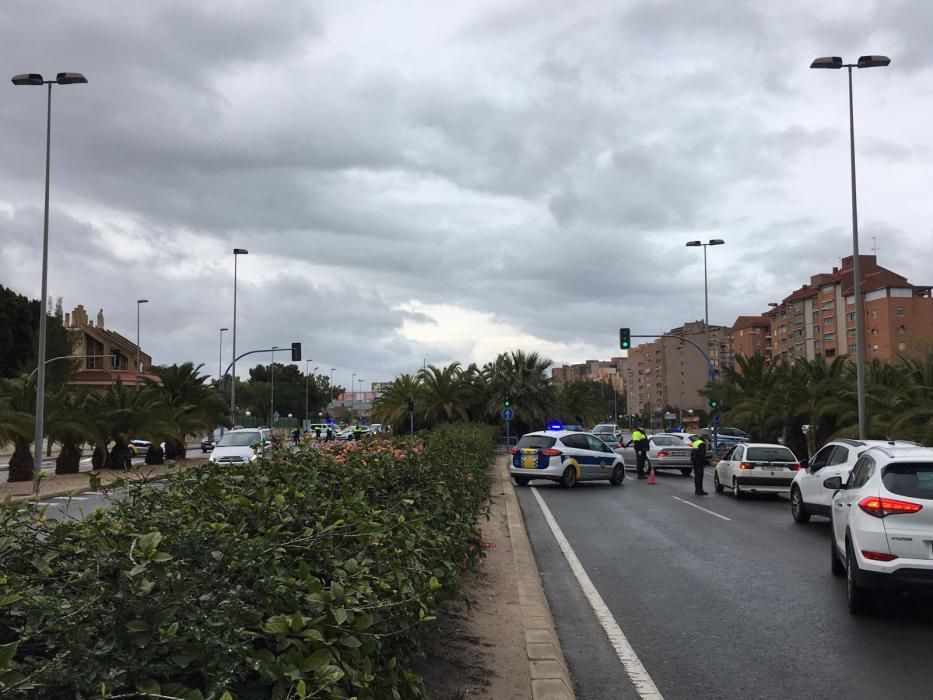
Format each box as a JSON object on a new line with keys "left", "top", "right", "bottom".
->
{"left": 671, "top": 495, "right": 732, "bottom": 521}
{"left": 530, "top": 487, "right": 663, "bottom": 700}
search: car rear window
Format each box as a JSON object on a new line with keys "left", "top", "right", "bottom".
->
{"left": 882, "top": 463, "right": 933, "bottom": 500}
{"left": 517, "top": 435, "right": 557, "bottom": 450}
{"left": 746, "top": 447, "right": 796, "bottom": 462}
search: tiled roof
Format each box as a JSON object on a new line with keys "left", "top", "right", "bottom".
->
{"left": 733, "top": 314, "right": 770, "bottom": 331}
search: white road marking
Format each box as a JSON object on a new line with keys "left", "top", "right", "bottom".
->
{"left": 52, "top": 496, "right": 91, "bottom": 501}
{"left": 671, "top": 496, "right": 732, "bottom": 521}
{"left": 530, "top": 487, "right": 663, "bottom": 700}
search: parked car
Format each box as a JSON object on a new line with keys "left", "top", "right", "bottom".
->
{"left": 616, "top": 433, "right": 695, "bottom": 476}
{"left": 337, "top": 425, "right": 371, "bottom": 441}
{"left": 790, "top": 438, "right": 918, "bottom": 523}
{"left": 510, "top": 430, "right": 625, "bottom": 488}
{"left": 200, "top": 436, "right": 215, "bottom": 452}
{"left": 827, "top": 443, "right": 933, "bottom": 614}
{"left": 127, "top": 439, "right": 151, "bottom": 456}
{"left": 713, "top": 443, "right": 801, "bottom": 498}
{"left": 209, "top": 428, "right": 272, "bottom": 465}
{"left": 591, "top": 422, "right": 621, "bottom": 438}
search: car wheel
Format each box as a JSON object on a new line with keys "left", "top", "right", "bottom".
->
{"left": 560, "top": 465, "right": 577, "bottom": 488}
{"left": 791, "top": 486, "right": 811, "bottom": 524}
{"left": 829, "top": 517, "right": 845, "bottom": 577}
{"left": 846, "top": 540, "right": 873, "bottom": 614}
{"left": 680, "top": 468, "right": 692, "bottom": 477}
{"left": 609, "top": 464, "right": 624, "bottom": 486}
{"left": 733, "top": 477, "right": 742, "bottom": 499}
{"left": 513, "top": 476, "right": 530, "bottom": 487}
{"left": 713, "top": 471, "right": 724, "bottom": 493}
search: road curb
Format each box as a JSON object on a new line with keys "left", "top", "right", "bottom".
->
{"left": 497, "top": 455, "right": 576, "bottom": 700}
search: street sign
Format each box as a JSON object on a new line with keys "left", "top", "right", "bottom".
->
{"left": 501, "top": 407, "right": 514, "bottom": 421}
{"left": 713, "top": 414, "right": 721, "bottom": 427}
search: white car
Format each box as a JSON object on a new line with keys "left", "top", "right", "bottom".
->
{"left": 209, "top": 428, "right": 272, "bottom": 464}
{"left": 790, "top": 438, "right": 918, "bottom": 523}
{"left": 713, "top": 443, "right": 801, "bottom": 498}
{"left": 510, "top": 430, "right": 625, "bottom": 488}
{"left": 827, "top": 444, "right": 933, "bottom": 614}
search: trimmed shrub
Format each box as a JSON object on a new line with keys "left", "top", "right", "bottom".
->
{"left": 0, "top": 423, "right": 496, "bottom": 699}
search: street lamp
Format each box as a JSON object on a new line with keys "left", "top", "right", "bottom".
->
{"left": 351, "top": 372, "right": 356, "bottom": 416}
{"left": 136, "top": 299, "right": 148, "bottom": 375}
{"left": 305, "top": 359, "right": 313, "bottom": 424}
{"left": 271, "top": 346, "right": 278, "bottom": 426}
{"left": 231, "top": 248, "right": 248, "bottom": 422}
{"left": 12, "top": 71, "right": 88, "bottom": 494}
{"left": 810, "top": 54, "right": 890, "bottom": 440}
{"left": 685, "top": 238, "right": 725, "bottom": 378}
{"left": 357, "top": 378, "right": 364, "bottom": 420}
{"left": 329, "top": 368, "right": 335, "bottom": 401}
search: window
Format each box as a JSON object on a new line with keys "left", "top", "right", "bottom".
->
{"left": 846, "top": 312, "right": 856, "bottom": 322}
{"left": 846, "top": 329, "right": 855, "bottom": 338}
{"left": 896, "top": 307, "right": 905, "bottom": 316}
{"left": 824, "top": 333, "right": 835, "bottom": 341}
{"left": 586, "top": 435, "right": 613, "bottom": 453}
{"left": 871, "top": 309, "right": 878, "bottom": 319}
{"left": 823, "top": 316, "right": 835, "bottom": 325}
{"left": 793, "top": 328, "right": 804, "bottom": 337}
{"left": 821, "top": 300, "right": 834, "bottom": 310}
{"left": 873, "top": 344, "right": 879, "bottom": 352}
{"left": 849, "top": 456, "right": 876, "bottom": 489}
{"left": 897, "top": 325, "right": 906, "bottom": 335}
{"left": 827, "top": 446, "right": 849, "bottom": 466}
{"left": 821, "top": 284, "right": 834, "bottom": 293}
{"left": 847, "top": 345, "right": 857, "bottom": 353}
{"left": 814, "top": 341, "right": 821, "bottom": 351}
{"left": 562, "top": 434, "right": 590, "bottom": 450}
{"left": 825, "top": 348, "right": 836, "bottom": 357}
{"left": 746, "top": 446, "right": 796, "bottom": 462}
{"left": 882, "top": 463, "right": 933, "bottom": 499}
{"left": 793, "top": 313, "right": 804, "bottom": 324}
{"left": 808, "top": 445, "right": 836, "bottom": 472}
{"left": 517, "top": 435, "right": 556, "bottom": 449}
{"left": 898, "top": 342, "right": 907, "bottom": 351}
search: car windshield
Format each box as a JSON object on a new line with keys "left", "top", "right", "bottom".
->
{"left": 746, "top": 446, "right": 796, "bottom": 462}
{"left": 216, "top": 431, "right": 261, "bottom": 447}
{"left": 517, "top": 435, "right": 557, "bottom": 449}
{"left": 882, "top": 463, "right": 933, "bottom": 500}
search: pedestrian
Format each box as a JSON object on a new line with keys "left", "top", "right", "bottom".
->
{"left": 325, "top": 426, "right": 333, "bottom": 442}
{"left": 292, "top": 428, "right": 300, "bottom": 446}
{"left": 691, "top": 435, "right": 709, "bottom": 495}
{"left": 626, "top": 425, "right": 649, "bottom": 479}
{"left": 315, "top": 425, "right": 322, "bottom": 442}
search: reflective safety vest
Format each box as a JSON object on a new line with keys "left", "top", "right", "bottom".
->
{"left": 692, "top": 439, "right": 703, "bottom": 449}
{"left": 632, "top": 430, "right": 646, "bottom": 442}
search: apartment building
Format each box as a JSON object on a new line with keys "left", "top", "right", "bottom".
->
{"left": 732, "top": 315, "right": 772, "bottom": 364}
{"left": 551, "top": 358, "right": 624, "bottom": 393}
{"left": 620, "top": 321, "right": 731, "bottom": 416}
{"left": 734, "top": 255, "right": 933, "bottom": 365}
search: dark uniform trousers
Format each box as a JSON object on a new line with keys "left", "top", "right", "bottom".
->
{"left": 636, "top": 450, "right": 647, "bottom": 477}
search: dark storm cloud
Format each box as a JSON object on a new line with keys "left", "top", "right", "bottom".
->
{"left": 1, "top": 1, "right": 928, "bottom": 378}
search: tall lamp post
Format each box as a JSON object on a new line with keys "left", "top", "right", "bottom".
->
{"left": 351, "top": 373, "right": 356, "bottom": 418}
{"left": 270, "top": 346, "right": 278, "bottom": 426}
{"left": 231, "top": 248, "right": 248, "bottom": 422}
{"left": 12, "top": 71, "right": 88, "bottom": 494}
{"left": 329, "top": 368, "right": 335, "bottom": 403}
{"left": 305, "top": 359, "right": 313, "bottom": 424}
{"left": 357, "top": 378, "right": 364, "bottom": 421}
{"left": 810, "top": 54, "right": 890, "bottom": 440}
{"left": 135, "top": 299, "right": 148, "bottom": 374}
{"left": 685, "top": 239, "right": 725, "bottom": 378}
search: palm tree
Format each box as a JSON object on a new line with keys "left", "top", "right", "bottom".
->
{"left": 0, "top": 377, "right": 36, "bottom": 482}
{"left": 147, "top": 363, "right": 230, "bottom": 460}
{"left": 417, "top": 363, "right": 469, "bottom": 425}
{"left": 88, "top": 379, "right": 167, "bottom": 469}
{"left": 370, "top": 374, "right": 422, "bottom": 432}
{"left": 483, "top": 350, "right": 555, "bottom": 435}
{"left": 45, "top": 387, "right": 96, "bottom": 474}
{"left": 556, "top": 381, "right": 605, "bottom": 427}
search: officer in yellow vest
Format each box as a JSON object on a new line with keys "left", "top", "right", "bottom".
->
{"left": 691, "top": 435, "right": 709, "bottom": 495}
{"left": 626, "top": 426, "right": 649, "bottom": 479}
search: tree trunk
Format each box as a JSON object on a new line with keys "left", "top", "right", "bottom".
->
{"left": 91, "top": 444, "right": 109, "bottom": 469}
{"left": 145, "top": 446, "right": 164, "bottom": 465}
{"left": 108, "top": 443, "right": 132, "bottom": 470}
{"left": 164, "top": 438, "right": 185, "bottom": 460}
{"left": 55, "top": 442, "right": 83, "bottom": 474}
{"left": 7, "top": 438, "right": 34, "bottom": 482}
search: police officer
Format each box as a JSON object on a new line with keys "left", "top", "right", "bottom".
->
{"left": 691, "top": 435, "right": 709, "bottom": 495}
{"left": 626, "top": 426, "right": 649, "bottom": 479}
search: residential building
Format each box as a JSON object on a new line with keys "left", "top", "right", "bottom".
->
{"left": 733, "top": 255, "right": 933, "bottom": 365}
{"left": 62, "top": 305, "right": 158, "bottom": 393}
{"left": 551, "top": 359, "right": 624, "bottom": 393}
{"left": 620, "top": 321, "right": 731, "bottom": 417}
{"left": 731, "top": 315, "right": 772, "bottom": 368}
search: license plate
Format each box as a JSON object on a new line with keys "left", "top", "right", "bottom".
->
{"left": 671, "top": 451, "right": 686, "bottom": 457}
{"left": 523, "top": 457, "right": 536, "bottom": 469}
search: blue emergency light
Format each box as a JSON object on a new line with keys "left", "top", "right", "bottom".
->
{"left": 547, "top": 421, "right": 564, "bottom": 431}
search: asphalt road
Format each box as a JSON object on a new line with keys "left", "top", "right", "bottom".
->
{"left": 515, "top": 466, "right": 933, "bottom": 700}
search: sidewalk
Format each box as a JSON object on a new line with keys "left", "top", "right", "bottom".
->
{"left": 417, "top": 454, "right": 575, "bottom": 699}
{"left": 0, "top": 457, "right": 208, "bottom": 503}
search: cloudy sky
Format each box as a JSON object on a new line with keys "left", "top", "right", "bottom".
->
{"left": 1, "top": 0, "right": 930, "bottom": 388}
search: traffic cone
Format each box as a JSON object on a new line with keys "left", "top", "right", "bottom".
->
{"left": 647, "top": 464, "right": 657, "bottom": 484}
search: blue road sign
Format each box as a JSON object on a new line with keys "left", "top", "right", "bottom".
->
{"left": 501, "top": 407, "right": 514, "bottom": 421}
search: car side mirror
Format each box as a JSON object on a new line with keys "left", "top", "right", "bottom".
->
{"left": 823, "top": 476, "right": 843, "bottom": 490}
{"left": 800, "top": 457, "right": 809, "bottom": 470}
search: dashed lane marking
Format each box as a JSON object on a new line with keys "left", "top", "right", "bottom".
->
{"left": 671, "top": 495, "right": 732, "bottom": 521}
{"left": 531, "top": 487, "right": 664, "bottom": 700}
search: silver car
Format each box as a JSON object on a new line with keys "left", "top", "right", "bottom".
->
{"left": 616, "top": 433, "right": 695, "bottom": 476}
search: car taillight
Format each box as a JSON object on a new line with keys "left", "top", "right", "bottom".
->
{"left": 616, "top": 442, "right": 622, "bottom": 448}
{"left": 510, "top": 448, "right": 519, "bottom": 455}
{"left": 858, "top": 497, "right": 923, "bottom": 518}
{"left": 791, "top": 462, "right": 801, "bottom": 471}
{"left": 657, "top": 450, "right": 669, "bottom": 458}
{"left": 540, "top": 448, "right": 562, "bottom": 457}
{"left": 861, "top": 550, "right": 898, "bottom": 562}
{"left": 739, "top": 462, "right": 753, "bottom": 470}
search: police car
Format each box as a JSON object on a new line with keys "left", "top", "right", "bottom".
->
{"left": 510, "top": 424, "right": 625, "bottom": 488}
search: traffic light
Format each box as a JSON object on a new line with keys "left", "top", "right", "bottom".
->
{"left": 290, "top": 342, "right": 302, "bottom": 361}
{"left": 620, "top": 327, "right": 631, "bottom": 349}
{"left": 505, "top": 389, "right": 511, "bottom": 407}
{"left": 709, "top": 398, "right": 719, "bottom": 409}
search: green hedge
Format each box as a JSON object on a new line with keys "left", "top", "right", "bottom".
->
{"left": 0, "top": 423, "right": 497, "bottom": 699}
